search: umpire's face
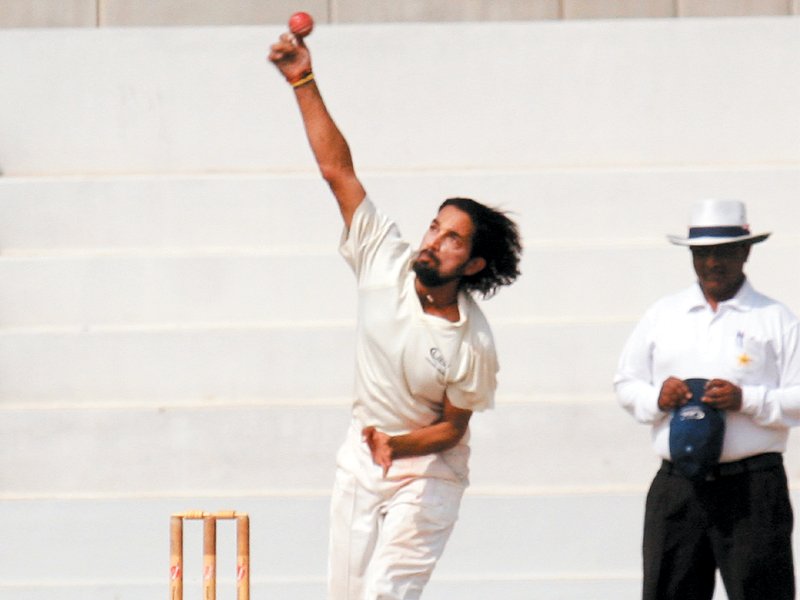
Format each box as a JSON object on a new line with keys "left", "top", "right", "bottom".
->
{"left": 691, "top": 241, "right": 751, "bottom": 304}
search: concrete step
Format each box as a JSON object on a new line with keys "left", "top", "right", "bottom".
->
{"left": 0, "top": 325, "right": 356, "bottom": 402}
{"left": 0, "top": 494, "right": 644, "bottom": 598}
{"left": 8, "top": 305, "right": 800, "bottom": 404}
{"left": 0, "top": 176, "right": 338, "bottom": 252}
{"left": 0, "top": 492, "right": 774, "bottom": 600}
{"left": 2, "top": 170, "right": 798, "bottom": 252}
{"left": 3, "top": 242, "right": 799, "bottom": 329}
{"left": 0, "top": 247, "right": 679, "bottom": 328}
{"left": 2, "top": 21, "right": 799, "bottom": 175}
{"left": 0, "top": 321, "right": 631, "bottom": 402}
{"left": 6, "top": 395, "right": 800, "bottom": 495}
{"left": 0, "top": 252, "right": 355, "bottom": 328}
{"left": 0, "top": 399, "right": 655, "bottom": 495}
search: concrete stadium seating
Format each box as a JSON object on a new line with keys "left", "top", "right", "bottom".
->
{"left": 1, "top": 16, "right": 799, "bottom": 600}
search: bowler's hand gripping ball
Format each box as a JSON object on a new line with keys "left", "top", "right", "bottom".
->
{"left": 289, "top": 12, "right": 314, "bottom": 38}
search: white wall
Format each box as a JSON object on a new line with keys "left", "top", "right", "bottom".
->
{"left": 1, "top": 17, "right": 799, "bottom": 599}
{"left": 2, "top": 19, "right": 799, "bottom": 176}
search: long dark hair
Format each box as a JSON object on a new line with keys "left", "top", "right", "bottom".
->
{"left": 440, "top": 197, "right": 522, "bottom": 298}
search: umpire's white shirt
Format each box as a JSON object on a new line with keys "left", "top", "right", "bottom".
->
{"left": 615, "top": 279, "right": 800, "bottom": 462}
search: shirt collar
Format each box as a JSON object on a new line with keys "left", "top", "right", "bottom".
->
{"left": 683, "top": 278, "right": 754, "bottom": 313}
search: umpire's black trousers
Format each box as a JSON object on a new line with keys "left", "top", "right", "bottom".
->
{"left": 643, "top": 453, "right": 795, "bottom": 600}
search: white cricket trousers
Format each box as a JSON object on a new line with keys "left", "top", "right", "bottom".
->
{"left": 327, "top": 423, "right": 466, "bottom": 599}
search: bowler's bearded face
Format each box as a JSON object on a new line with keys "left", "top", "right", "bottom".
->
{"left": 412, "top": 206, "right": 476, "bottom": 287}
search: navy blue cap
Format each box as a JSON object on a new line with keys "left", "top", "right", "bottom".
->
{"left": 668, "top": 378, "right": 725, "bottom": 481}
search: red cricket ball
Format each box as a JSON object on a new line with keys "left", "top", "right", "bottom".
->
{"left": 288, "top": 12, "right": 314, "bottom": 38}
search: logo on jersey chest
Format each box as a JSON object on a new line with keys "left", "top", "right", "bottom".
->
{"left": 426, "top": 347, "right": 447, "bottom": 375}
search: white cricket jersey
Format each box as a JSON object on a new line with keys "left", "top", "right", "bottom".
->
{"left": 337, "top": 197, "right": 498, "bottom": 481}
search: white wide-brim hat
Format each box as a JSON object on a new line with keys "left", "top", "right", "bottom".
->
{"left": 667, "top": 198, "right": 771, "bottom": 246}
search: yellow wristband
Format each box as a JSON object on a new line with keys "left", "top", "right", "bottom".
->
{"left": 291, "top": 72, "right": 315, "bottom": 88}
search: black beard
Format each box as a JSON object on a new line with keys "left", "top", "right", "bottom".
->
{"left": 412, "top": 260, "right": 457, "bottom": 288}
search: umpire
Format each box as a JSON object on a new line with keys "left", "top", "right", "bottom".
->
{"left": 615, "top": 199, "right": 800, "bottom": 600}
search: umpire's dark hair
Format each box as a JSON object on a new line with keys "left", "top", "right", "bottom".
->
{"left": 440, "top": 197, "right": 522, "bottom": 298}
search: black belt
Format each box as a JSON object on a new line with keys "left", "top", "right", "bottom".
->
{"left": 660, "top": 452, "right": 783, "bottom": 482}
